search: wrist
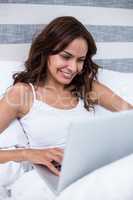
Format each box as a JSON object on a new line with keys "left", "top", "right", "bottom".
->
{"left": 21, "top": 148, "right": 30, "bottom": 161}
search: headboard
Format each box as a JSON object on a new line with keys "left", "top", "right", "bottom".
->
{"left": 0, "top": 0, "right": 133, "bottom": 72}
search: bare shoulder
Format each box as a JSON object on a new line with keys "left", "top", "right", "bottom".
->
{"left": 4, "top": 82, "right": 31, "bottom": 102}
{"left": 0, "top": 82, "right": 32, "bottom": 133}
{"left": 88, "top": 80, "right": 106, "bottom": 103}
{"left": 3, "top": 82, "right": 33, "bottom": 117}
{"left": 91, "top": 80, "right": 111, "bottom": 95}
{"left": 92, "top": 80, "right": 105, "bottom": 90}
{"left": 10, "top": 82, "right": 31, "bottom": 92}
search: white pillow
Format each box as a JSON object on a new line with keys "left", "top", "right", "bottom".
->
{"left": 0, "top": 61, "right": 27, "bottom": 148}
{"left": 0, "top": 60, "right": 24, "bottom": 97}
{"left": 94, "top": 69, "right": 133, "bottom": 116}
{"left": 98, "top": 68, "right": 133, "bottom": 105}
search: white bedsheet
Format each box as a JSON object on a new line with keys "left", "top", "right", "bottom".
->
{"left": 57, "top": 154, "right": 133, "bottom": 200}
{"left": 1, "top": 153, "right": 132, "bottom": 200}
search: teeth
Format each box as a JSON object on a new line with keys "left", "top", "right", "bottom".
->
{"left": 61, "top": 70, "right": 71, "bottom": 74}
{"left": 60, "top": 70, "right": 72, "bottom": 78}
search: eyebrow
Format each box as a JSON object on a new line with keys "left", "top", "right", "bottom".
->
{"left": 63, "top": 51, "right": 86, "bottom": 59}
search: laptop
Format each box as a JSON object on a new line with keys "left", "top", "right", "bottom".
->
{"left": 34, "top": 109, "right": 133, "bottom": 195}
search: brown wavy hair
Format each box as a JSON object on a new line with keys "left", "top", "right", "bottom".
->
{"left": 13, "top": 16, "right": 100, "bottom": 111}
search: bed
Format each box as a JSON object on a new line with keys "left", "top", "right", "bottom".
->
{"left": 0, "top": 1, "right": 133, "bottom": 199}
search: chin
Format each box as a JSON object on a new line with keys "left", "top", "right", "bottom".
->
{"left": 59, "top": 77, "right": 73, "bottom": 85}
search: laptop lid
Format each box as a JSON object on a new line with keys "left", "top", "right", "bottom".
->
{"left": 58, "top": 109, "right": 133, "bottom": 192}
{"left": 35, "top": 110, "right": 133, "bottom": 195}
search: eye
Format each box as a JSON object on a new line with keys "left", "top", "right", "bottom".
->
{"left": 60, "top": 54, "right": 71, "bottom": 60}
{"left": 78, "top": 59, "right": 85, "bottom": 63}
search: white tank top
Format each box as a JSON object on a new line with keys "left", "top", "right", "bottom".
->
{"left": 19, "top": 83, "right": 94, "bottom": 148}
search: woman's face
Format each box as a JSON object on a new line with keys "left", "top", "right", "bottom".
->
{"left": 47, "top": 37, "right": 88, "bottom": 87}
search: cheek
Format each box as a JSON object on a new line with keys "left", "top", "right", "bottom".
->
{"left": 50, "top": 57, "right": 64, "bottom": 69}
{"left": 78, "top": 64, "right": 84, "bottom": 73}
{"left": 48, "top": 58, "right": 61, "bottom": 75}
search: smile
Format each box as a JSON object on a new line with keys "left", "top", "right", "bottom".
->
{"left": 59, "top": 69, "right": 74, "bottom": 79}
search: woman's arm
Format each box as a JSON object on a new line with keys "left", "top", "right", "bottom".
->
{"left": 0, "top": 84, "right": 63, "bottom": 175}
{"left": 0, "top": 83, "right": 28, "bottom": 162}
{"left": 0, "top": 83, "right": 25, "bottom": 133}
{"left": 0, "top": 148, "right": 63, "bottom": 176}
{"left": 91, "top": 81, "right": 133, "bottom": 112}
{"left": 0, "top": 148, "right": 25, "bottom": 163}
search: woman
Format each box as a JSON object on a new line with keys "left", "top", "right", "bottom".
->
{"left": 0, "top": 16, "right": 132, "bottom": 177}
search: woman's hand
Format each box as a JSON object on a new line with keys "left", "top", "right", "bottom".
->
{"left": 24, "top": 148, "right": 64, "bottom": 176}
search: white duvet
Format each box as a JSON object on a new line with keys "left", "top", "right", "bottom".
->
{"left": 57, "top": 154, "right": 133, "bottom": 200}
{"left": 0, "top": 153, "right": 132, "bottom": 200}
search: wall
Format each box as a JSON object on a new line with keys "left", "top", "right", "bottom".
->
{"left": 0, "top": 0, "right": 133, "bottom": 72}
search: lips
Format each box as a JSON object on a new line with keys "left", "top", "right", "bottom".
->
{"left": 59, "top": 69, "right": 73, "bottom": 79}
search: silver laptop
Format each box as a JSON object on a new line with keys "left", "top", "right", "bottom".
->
{"left": 34, "top": 109, "right": 133, "bottom": 195}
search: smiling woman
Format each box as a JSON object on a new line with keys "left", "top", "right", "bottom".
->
{"left": 0, "top": 16, "right": 132, "bottom": 171}
{"left": 47, "top": 38, "right": 88, "bottom": 86}
{"left": 13, "top": 16, "right": 99, "bottom": 111}
{"left": 0, "top": 1, "right": 133, "bottom": 199}
{"left": 0, "top": 16, "right": 133, "bottom": 183}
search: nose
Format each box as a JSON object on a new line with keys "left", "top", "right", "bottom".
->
{"left": 69, "top": 60, "right": 78, "bottom": 73}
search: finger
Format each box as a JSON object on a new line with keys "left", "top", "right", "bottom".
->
{"left": 54, "top": 148, "right": 64, "bottom": 154}
{"left": 48, "top": 150, "right": 64, "bottom": 162}
{"left": 51, "top": 148, "right": 64, "bottom": 157}
{"left": 51, "top": 160, "right": 62, "bottom": 171}
{"left": 48, "top": 153, "right": 62, "bottom": 164}
{"left": 46, "top": 162, "right": 60, "bottom": 176}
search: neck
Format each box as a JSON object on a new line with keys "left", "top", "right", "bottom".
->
{"left": 43, "top": 78, "right": 66, "bottom": 93}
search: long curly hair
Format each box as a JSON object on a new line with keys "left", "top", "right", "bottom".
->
{"left": 13, "top": 16, "right": 100, "bottom": 111}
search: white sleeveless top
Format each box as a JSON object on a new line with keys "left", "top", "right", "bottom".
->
{"left": 19, "top": 83, "right": 94, "bottom": 149}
